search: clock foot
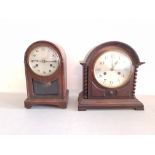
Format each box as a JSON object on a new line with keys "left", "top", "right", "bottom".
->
{"left": 78, "top": 107, "right": 87, "bottom": 111}
{"left": 58, "top": 104, "right": 67, "bottom": 109}
{"left": 135, "top": 106, "right": 144, "bottom": 110}
{"left": 58, "top": 89, "right": 69, "bottom": 109}
{"left": 78, "top": 92, "right": 87, "bottom": 111}
{"left": 24, "top": 102, "right": 32, "bottom": 109}
{"left": 24, "top": 90, "right": 69, "bottom": 109}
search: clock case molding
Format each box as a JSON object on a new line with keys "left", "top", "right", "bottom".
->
{"left": 78, "top": 41, "right": 145, "bottom": 111}
{"left": 24, "top": 41, "right": 69, "bottom": 108}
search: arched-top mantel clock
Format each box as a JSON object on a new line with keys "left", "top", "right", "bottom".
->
{"left": 24, "top": 40, "right": 69, "bottom": 108}
{"left": 78, "top": 41, "right": 144, "bottom": 111}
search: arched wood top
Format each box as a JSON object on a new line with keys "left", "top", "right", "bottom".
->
{"left": 24, "top": 40, "right": 66, "bottom": 64}
{"left": 81, "top": 41, "right": 144, "bottom": 67}
{"left": 24, "top": 40, "right": 67, "bottom": 82}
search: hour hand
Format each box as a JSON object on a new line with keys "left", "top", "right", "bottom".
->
{"left": 31, "top": 59, "right": 39, "bottom": 62}
{"left": 114, "top": 61, "right": 118, "bottom": 67}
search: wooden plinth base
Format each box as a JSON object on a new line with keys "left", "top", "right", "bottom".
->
{"left": 78, "top": 92, "right": 144, "bottom": 111}
{"left": 24, "top": 90, "right": 69, "bottom": 109}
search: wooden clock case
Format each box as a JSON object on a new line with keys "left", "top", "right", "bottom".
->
{"left": 24, "top": 41, "right": 69, "bottom": 108}
{"left": 78, "top": 41, "right": 144, "bottom": 111}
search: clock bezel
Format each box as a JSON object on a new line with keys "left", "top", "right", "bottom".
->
{"left": 92, "top": 46, "right": 135, "bottom": 89}
{"left": 28, "top": 45, "right": 60, "bottom": 77}
{"left": 25, "top": 41, "right": 63, "bottom": 83}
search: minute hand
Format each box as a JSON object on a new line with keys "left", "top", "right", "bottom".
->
{"left": 39, "top": 60, "right": 57, "bottom": 63}
{"left": 113, "top": 61, "right": 118, "bottom": 68}
{"left": 44, "top": 60, "right": 57, "bottom": 62}
{"left": 110, "top": 61, "right": 118, "bottom": 71}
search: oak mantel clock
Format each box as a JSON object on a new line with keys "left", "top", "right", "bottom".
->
{"left": 24, "top": 40, "right": 69, "bottom": 108}
{"left": 78, "top": 41, "right": 144, "bottom": 111}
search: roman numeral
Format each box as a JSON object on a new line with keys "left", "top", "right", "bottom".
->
{"left": 100, "top": 61, "right": 104, "bottom": 65}
{"left": 95, "top": 68, "right": 101, "bottom": 71}
{"left": 117, "top": 79, "right": 120, "bottom": 83}
{"left": 109, "top": 81, "right": 113, "bottom": 85}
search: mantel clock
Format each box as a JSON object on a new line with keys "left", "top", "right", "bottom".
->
{"left": 78, "top": 41, "right": 144, "bottom": 111}
{"left": 24, "top": 41, "right": 69, "bottom": 108}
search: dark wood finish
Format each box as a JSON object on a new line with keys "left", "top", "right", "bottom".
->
{"left": 24, "top": 40, "right": 68, "bottom": 108}
{"left": 25, "top": 90, "right": 69, "bottom": 108}
{"left": 78, "top": 41, "right": 144, "bottom": 110}
{"left": 78, "top": 92, "right": 144, "bottom": 111}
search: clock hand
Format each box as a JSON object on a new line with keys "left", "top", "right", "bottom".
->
{"left": 110, "top": 60, "right": 118, "bottom": 71}
{"left": 31, "top": 59, "right": 57, "bottom": 63}
{"left": 31, "top": 60, "right": 39, "bottom": 62}
{"left": 113, "top": 61, "right": 118, "bottom": 68}
{"left": 31, "top": 60, "right": 46, "bottom": 62}
{"left": 110, "top": 55, "right": 114, "bottom": 71}
{"left": 44, "top": 60, "right": 57, "bottom": 62}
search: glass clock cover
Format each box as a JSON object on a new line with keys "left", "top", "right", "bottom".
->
{"left": 28, "top": 46, "right": 60, "bottom": 76}
{"left": 94, "top": 50, "right": 133, "bottom": 88}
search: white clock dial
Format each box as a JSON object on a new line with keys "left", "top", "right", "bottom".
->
{"left": 28, "top": 46, "right": 60, "bottom": 76}
{"left": 94, "top": 50, "right": 133, "bottom": 88}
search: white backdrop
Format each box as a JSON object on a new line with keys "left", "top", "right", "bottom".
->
{"left": 0, "top": 0, "right": 155, "bottom": 95}
{"left": 0, "top": 0, "right": 155, "bottom": 153}
{"left": 0, "top": 20, "right": 155, "bottom": 95}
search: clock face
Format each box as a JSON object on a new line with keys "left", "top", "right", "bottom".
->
{"left": 28, "top": 46, "right": 60, "bottom": 76}
{"left": 94, "top": 50, "right": 133, "bottom": 88}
